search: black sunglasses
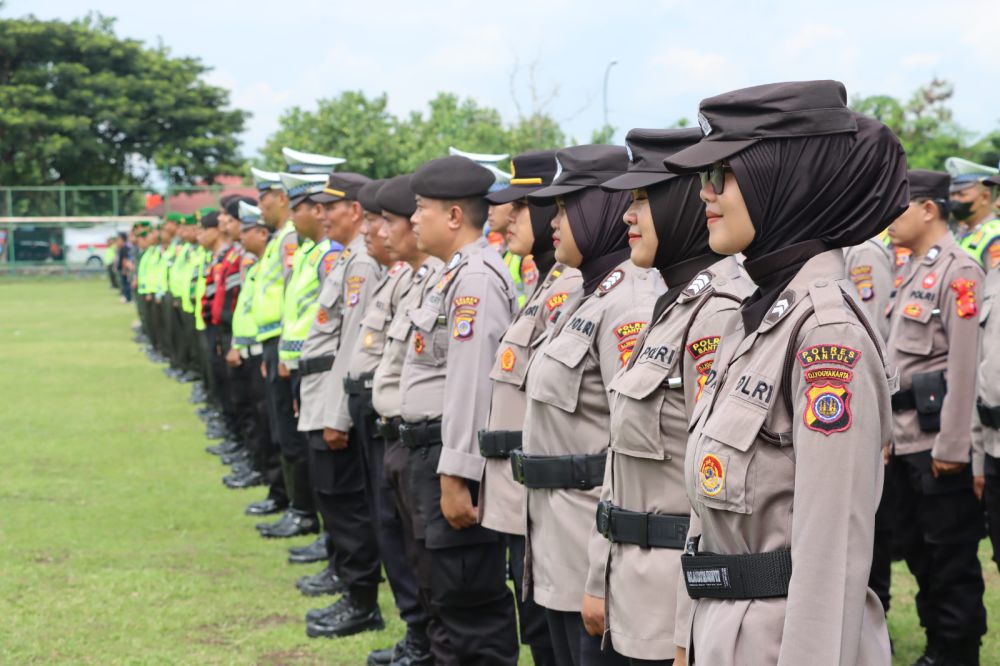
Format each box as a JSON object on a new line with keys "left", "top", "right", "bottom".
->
{"left": 699, "top": 162, "right": 731, "bottom": 194}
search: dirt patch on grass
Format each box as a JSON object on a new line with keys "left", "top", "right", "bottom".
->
{"left": 256, "top": 647, "right": 318, "bottom": 665}
{"left": 254, "top": 614, "right": 295, "bottom": 629}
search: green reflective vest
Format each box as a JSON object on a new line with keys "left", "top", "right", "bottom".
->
{"left": 103, "top": 245, "right": 117, "bottom": 266}
{"left": 194, "top": 248, "right": 210, "bottom": 331}
{"left": 153, "top": 245, "right": 172, "bottom": 296}
{"left": 253, "top": 221, "right": 298, "bottom": 342}
{"left": 503, "top": 252, "right": 526, "bottom": 309}
{"left": 136, "top": 249, "right": 152, "bottom": 294}
{"left": 168, "top": 241, "right": 191, "bottom": 298}
{"left": 231, "top": 258, "right": 260, "bottom": 350}
{"left": 958, "top": 217, "right": 1000, "bottom": 269}
{"left": 278, "top": 238, "right": 327, "bottom": 362}
{"left": 143, "top": 248, "right": 164, "bottom": 296}
{"left": 182, "top": 246, "right": 205, "bottom": 314}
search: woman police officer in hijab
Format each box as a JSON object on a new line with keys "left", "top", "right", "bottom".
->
{"left": 583, "top": 128, "right": 753, "bottom": 666}
{"left": 477, "top": 150, "right": 584, "bottom": 666}
{"left": 513, "top": 144, "right": 663, "bottom": 666}
{"left": 661, "top": 80, "right": 908, "bottom": 666}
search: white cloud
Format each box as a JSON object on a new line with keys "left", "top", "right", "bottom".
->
{"left": 900, "top": 52, "right": 943, "bottom": 69}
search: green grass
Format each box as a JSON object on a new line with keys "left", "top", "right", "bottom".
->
{"left": 0, "top": 277, "right": 996, "bottom": 664}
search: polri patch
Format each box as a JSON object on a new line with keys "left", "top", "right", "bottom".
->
{"left": 687, "top": 336, "right": 720, "bottom": 360}
{"left": 797, "top": 345, "right": 861, "bottom": 369}
{"left": 804, "top": 383, "right": 852, "bottom": 435}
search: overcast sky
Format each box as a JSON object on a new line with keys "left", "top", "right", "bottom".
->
{"left": 10, "top": 0, "right": 1000, "bottom": 162}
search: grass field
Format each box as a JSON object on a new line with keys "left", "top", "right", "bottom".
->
{"left": 0, "top": 277, "right": 996, "bottom": 665}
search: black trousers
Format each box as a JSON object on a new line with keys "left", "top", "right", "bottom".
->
{"left": 226, "top": 353, "right": 258, "bottom": 451}
{"left": 245, "top": 353, "right": 286, "bottom": 503}
{"left": 409, "top": 442, "right": 518, "bottom": 665}
{"left": 160, "top": 298, "right": 176, "bottom": 367}
{"left": 984, "top": 453, "right": 1000, "bottom": 572}
{"left": 261, "top": 339, "right": 307, "bottom": 460}
{"left": 545, "top": 609, "right": 629, "bottom": 666}
{"left": 107, "top": 265, "right": 119, "bottom": 289}
{"left": 306, "top": 430, "right": 381, "bottom": 591}
{"left": 168, "top": 300, "right": 186, "bottom": 370}
{"left": 383, "top": 437, "right": 456, "bottom": 665}
{"left": 147, "top": 296, "right": 162, "bottom": 352}
{"left": 509, "top": 534, "right": 555, "bottom": 660}
{"left": 868, "top": 462, "right": 894, "bottom": 614}
{"left": 891, "top": 450, "right": 986, "bottom": 643}
{"left": 119, "top": 271, "right": 132, "bottom": 302}
{"left": 350, "top": 393, "right": 427, "bottom": 626}
{"left": 205, "top": 326, "right": 237, "bottom": 434}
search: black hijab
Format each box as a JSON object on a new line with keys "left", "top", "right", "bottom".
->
{"left": 565, "top": 188, "right": 632, "bottom": 295}
{"left": 528, "top": 201, "right": 558, "bottom": 277}
{"left": 732, "top": 113, "right": 909, "bottom": 332}
{"left": 647, "top": 174, "right": 720, "bottom": 319}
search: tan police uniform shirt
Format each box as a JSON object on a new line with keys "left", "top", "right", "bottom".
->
{"left": 400, "top": 238, "right": 517, "bottom": 481}
{"left": 973, "top": 265, "right": 1000, "bottom": 476}
{"left": 685, "top": 250, "right": 892, "bottom": 666}
{"left": 886, "top": 232, "right": 983, "bottom": 462}
{"left": 372, "top": 258, "right": 444, "bottom": 420}
{"left": 844, "top": 238, "right": 895, "bottom": 342}
{"left": 297, "top": 235, "right": 381, "bottom": 432}
{"left": 522, "top": 260, "right": 662, "bottom": 612}
{"left": 327, "top": 261, "right": 412, "bottom": 431}
{"left": 479, "top": 263, "right": 584, "bottom": 535}
{"left": 591, "top": 256, "right": 752, "bottom": 660}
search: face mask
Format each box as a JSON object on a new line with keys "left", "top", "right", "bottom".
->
{"left": 950, "top": 199, "right": 974, "bottom": 221}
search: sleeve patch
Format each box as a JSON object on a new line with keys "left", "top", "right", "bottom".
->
{"left": 687, "top": 335, "right": 720, "bottom": 359}
{"left": 804, "top": 383, "right": 853, "bottom": 435}
{"left": 614, "top": 321, "right": 647, "bottom": 340}
{"left": 320, "top": 250, "right": 340, "bottom": 279}
{"left": 951, "top": 279, "right": 978, "bottom": 318}
{"left": 452, "top": 305, "right": 477, "bottom": 340}
{"left": 346, "top": 275, "right": 366, "bottom": 307}
{"left": 546, "top": 292, "right": 569, "bottom": 311}
{"left": 849, "top": 265, "right": 873, "bottom": 282}
{"left": 453, "top": 296, "right": 480, "bottom": 307}
{"left": 804, "top": 368, "right": 853, "bottom": 384}
{"left": 797, "top": 345, "right": 861, "bottom": 369}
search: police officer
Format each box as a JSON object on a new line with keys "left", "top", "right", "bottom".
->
{"left": 293, "top": 169, "right": 385, "bottom": 635}
{"left": 661, "top": 80, "right": 906, "bottom": 664}
{"left": 946, "top": 157, "right": 1000, "bottom": 269}
{"left": 370, "top": 173, "right": 444, "bottom": 665}
{"left": 399, "top": 155, "right": 519, "bottom": 664}
{"left": 973, "top": 198, "right": 1000, "bottom": 573}
{"left": 516, "top": 144, "right": 654, "bottom": 666}
{"left": 844, "top": 236, "right": 895, "bottom": 342}
{"left": 478, "top": 149, "right": 579, "bottom": 666}
{"left": 589, "top": 128, "right": 753, "bottom": 666}
{"left": 886, "top": 169, "right": 986, "bottom": 666}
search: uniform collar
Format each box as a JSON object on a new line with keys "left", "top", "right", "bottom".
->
{"left": 920, "top": 230, "right": 955, "bottom": 267}
{"left": 754, "top": 249, "right": 845, "bottom": 334}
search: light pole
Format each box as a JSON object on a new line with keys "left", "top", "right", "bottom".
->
{"left": 602, "top": 60, "right": 619, "bottom": 131}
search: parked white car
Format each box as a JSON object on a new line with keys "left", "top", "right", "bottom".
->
{"left": 64, "top": 223, "right": 132, "bottom": 266}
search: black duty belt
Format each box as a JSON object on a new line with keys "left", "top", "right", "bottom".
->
{"left": 344, "top": 372, "right": 375, "bottom": 395}
{"left": 978, "top": 400, "right": 1000, "bottom": 429}
{"left": 399, "top": 420, "right": 443, "bottom": 449}
{"left": 377, "top": 416, "right": 403, "bottom": 441}
{"left": 891, "top": 388, "right": 916, "bottom": 412}
{"left": 595, "top": 500, "right": 689, "bottom": 550}
{"left": 510, "top": 450, "right": 606, "bottom": 490}
{"left": 478, "top": 430, "right": 522, "bottom": 459}
{"left": 299, "top": 355, "right": 334, "bottom": 376}
{"left": 681, "top": 537, "right": 792, "bottom": 600}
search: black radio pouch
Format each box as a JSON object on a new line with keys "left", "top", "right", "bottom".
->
{"left": 912, "top": 370, "right": 947, "bottom": 433}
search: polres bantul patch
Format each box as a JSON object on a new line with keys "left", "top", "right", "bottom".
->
{"left": 797, "top": 345, "right": 861, "bottom": 369}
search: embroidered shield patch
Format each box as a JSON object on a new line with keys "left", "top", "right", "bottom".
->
{"left": 413, "top": 332, "right": 425, "bottom": 355}
{"left": 804, "top": 383, "right": 852, "bottom": 435}
{"left": 699, "top": 454, "right": 725, "bottom": 496}
{"left": 500, "top": 347, "right": 516, "bottom": 372}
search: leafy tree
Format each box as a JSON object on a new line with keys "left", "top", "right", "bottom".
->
{"left": 0, "top": 13, "right": 248, "bottom": 186}
{"left": 852, "top": 78, "right": 998, "bottom": 170}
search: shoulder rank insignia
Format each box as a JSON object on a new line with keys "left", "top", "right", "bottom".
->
{"left": 764, "top": 290, "right": 796, "bottom": 325}
{"left": 598, "top": 269, "right": 624, "bottom": 294}
{"left": 447, "top": 252, "right": 462, "bottom": 270}
{"left": 683, "top": 271, "right": 712, "bottom": 297}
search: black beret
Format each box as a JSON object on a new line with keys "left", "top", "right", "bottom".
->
{"left": 313, "top": 172, "right": 372, "bottom": 204}
{"left": 200, "top": 211, "right": 221, "bottom": 228}
{"left": 528, "top": 144, "right": 629, "bottom": 203}
{"left": 986, "top": 174, "right": 1000, "bottom": 188}
{"left": 908, "top": 169, "right": 950, "bottom": 201}
{"left": 224, "top": 195, "right": 257, "bottom": 220}
{"left": 357, "top": 179, "right": 387, "bottom": 213}
{"left": 411, "top": 155, "right": 495, "bottom": 199}
{"left": 602, "top": 128, "right": 703, "bottom": 191}
{"left": 486, "top": 150, "right": 558, "bottom": 204}
{"left": 377, "top": 174, "right": 417, "bottom": 217}
{"left": 664, "top": 80, "right": 857, "bottom": 172}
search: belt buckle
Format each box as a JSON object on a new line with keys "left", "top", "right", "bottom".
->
{"left": 510, "top": 450, "right": 526, "bottom": 485}
{"left": 398, "top": 424, "right": 413, "bottom": 447}
{"left": 596, "top": 501, "right": 613, "bottom": 541}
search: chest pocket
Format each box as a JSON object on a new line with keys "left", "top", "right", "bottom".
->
{"left": 692, "top": 390, "right": 769, "bottom": 514}
{"left": 526, "top": 330, "right": 591, "bottom": 413}
{"left": 608, "top": 345, "right": 681, "bottom": 460}
{"left": 407, "top": 304, "right": 449, "bottom": 367}
{"left": 490, "top": 315, "right": 536, "bottom": 386}
{"left": 894, "top": 300, "right": 935, "bottom": 356}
